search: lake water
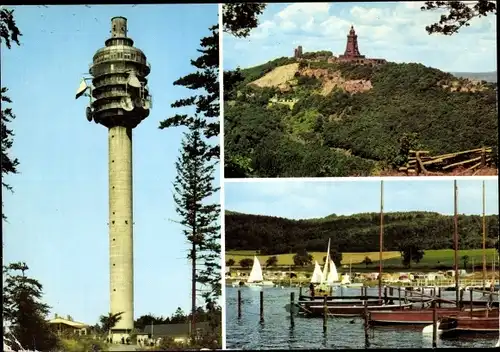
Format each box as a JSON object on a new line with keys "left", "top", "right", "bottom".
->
{"left": 225, "top": 286, "right": 499, "bottom": 349}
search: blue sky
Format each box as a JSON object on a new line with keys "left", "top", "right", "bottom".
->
{"left": 225, "top": 178, "right": 499, "bottom": 220}
{"left": 2, "top": 4, "right": 219, "bottom": 325}
{"left": 223, "top": 2, "right": 497, "bottom": 72}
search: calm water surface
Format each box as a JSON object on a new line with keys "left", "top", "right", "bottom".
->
{"left": 225, "top": 286, "right": 499, "bottom": 349}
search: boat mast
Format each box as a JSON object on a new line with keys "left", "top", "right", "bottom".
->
{"left": 482, "top": 180, "right": 486, "bottom": 290}
{"left": 379, "top": 180, "right": 384, "bottom": 304}
{"left": 454, "top": 180, "right": 459, "bottom": 305}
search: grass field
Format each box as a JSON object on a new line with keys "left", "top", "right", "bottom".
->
{"left": 226, "top": 249, "right": 498, "bottom": 270}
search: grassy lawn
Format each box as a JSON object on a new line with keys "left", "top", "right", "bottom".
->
{"left": 226, "top": 249, "right": 498, "bottom": 270}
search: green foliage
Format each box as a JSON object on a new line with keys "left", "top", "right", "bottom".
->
{"left": 0, "top": 8, "right": 22, "bottom": 48}
{"left": 159, "top": 25, "right": 219, "bottom": 159}
{"left": 362, "top": 256, "right": 373, "bottom": 268}
{"left": 224, "top": 59, "right": 498, "bottom": 177}
{"left": 172, "top": 119, "right": 221, "bottom": 318}
{"left": 1, "top": 9, "right": 21, "bottom": 221}
{"left": 461, "top": 255, "right": 470, "bottom": 268}
{"left": 226, "top": 258, "right": 235, "bottom": 267}
{"left": 265, "top": 255, "right": 278, "bottom": 267}
{"left": 398, "top": 243, "right": 425, "bottom": 268}
{"left": 59, "top": 335, "right": 107, "bottom": 352}
{"left": 99, "top": 311, "right": 123, "bottom": 334}
{"left": 225, "top": 211, "right": 499, "bottom": 254}
{"left": 222, "top": 3, "right": 267, "bottom": 38}
{"left": 421, "top": 1, "right": 497, "bottom": 35}
{"left": 239, "top": 258, "right": 253, "bottom": 268}
{"left": 238, "top": 57, "right": 297, "bottom": 85}
{"left": 301, "top": 51, "right": 333, "bottom": 59}
{"left": 3, "top": 262, "right": 59, "bottom": 351}
{"left": 293, "top": 249, "right": 313, "bottom": 267}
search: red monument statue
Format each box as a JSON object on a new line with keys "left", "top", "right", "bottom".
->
{"left": 339, "top": 25, "right": 365, "bottom": 59}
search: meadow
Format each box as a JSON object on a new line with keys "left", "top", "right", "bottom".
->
{"left": 226, "top": 249, "right": 498, "bottom": 271}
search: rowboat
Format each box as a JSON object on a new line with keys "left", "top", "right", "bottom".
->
{"left": 369, "top": 307, "right": 498, "bottom": 326}
{"left": 439, "top": 315, "right": 499, "bottom": 337}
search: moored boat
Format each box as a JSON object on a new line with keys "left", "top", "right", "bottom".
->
{"left": 439, "top": 314, "right": 500, "bottom": 337}
{"left": 369, "top": 307, "right": 498, "bottom": 326}
{"left": 297, "top": 301, "right": 413, "bottom": 317}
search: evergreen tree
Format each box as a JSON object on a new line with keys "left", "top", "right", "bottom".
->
{"left": 172, "top": 118, "right": 220, "bottom": 343}
{"left": 3, "top": 262, "right": 58, "bottom": 351}
{"left": 1, "top": 8, "right": 21, "bottom": 221}
{"left": 159, "top": 25, "right": 219, "bottom": 160}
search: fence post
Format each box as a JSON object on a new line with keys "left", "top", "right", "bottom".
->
{"left": 290, "top": 292, "right": 295, "bottom": 328}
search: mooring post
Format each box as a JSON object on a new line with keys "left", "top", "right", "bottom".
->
{"left": 468, "top": 289, "right": 473, "bottom": 318}
{"left": 237, "top": 289, "right": 242, "bottom": 319}
{"left": 260, "top": 290, "right": 264, "bottom": 323}
{"left": 432, "top": 300, "right": 437, "bottom": 349}
{"left": 364, "top": 298, "right": 370, "bottom": 348}
{"left": 299, "top": 285, "right": 303, "bottom": 298}
{"left": 383, "top": 286, "right": 388, "bottom": 304}
{"left": 438, "top": 287, "right": 442, "bottom": 308}
{"left": 459, "top": 288, "right": 464, "bottom": 309}
{"left": 330, "top": 285, "right": 334, "bottom": 296}
{"left": 323, "top": 296, "right": 327, "bottom": 333}
{"left": 290, "top": 292, "right": 295, "bottom": 328}
{"left": 398, "top": 286, "right": 401, "bottom": 307}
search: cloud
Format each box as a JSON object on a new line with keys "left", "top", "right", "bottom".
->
{"left": 223, "top": 2, "right": 497, "bottom": 72}
{"left": 225, "top": 179, "right": 499, "bottom": 220}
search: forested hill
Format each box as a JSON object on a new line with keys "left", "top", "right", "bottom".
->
{"left": 225, "top": 211, "right": 499, "bottom": 254}
{"left": 224, "top": 54, "right": 498, "bottom": 177}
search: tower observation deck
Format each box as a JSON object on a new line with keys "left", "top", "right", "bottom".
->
{"left": 84, "top": 16, "right": 152, "bottom": 342}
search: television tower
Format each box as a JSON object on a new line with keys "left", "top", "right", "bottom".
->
{"left": 76, "top": 16, "right": 152, "bottom": 342}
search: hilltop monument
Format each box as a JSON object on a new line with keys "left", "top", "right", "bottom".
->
{"left": 339, "top": 25, "right": 365, "bottom": 60}
{"left": 294, "top": 25, "right": 387, "bottom": 65}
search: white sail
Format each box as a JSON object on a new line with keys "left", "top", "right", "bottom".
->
{"left": 247, "top": 256, "right": 264, "bottom": 283}
{"left": 311, "top": 261, "right": 323, "bottom": 283}
{"left": 327, "top": 260, "right": 339, "bottom": 283}
{"left": 321, "top": 238, "right": 331, "bottom": 284}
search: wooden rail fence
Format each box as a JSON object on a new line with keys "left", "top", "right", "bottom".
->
{"left": 399, "top": 147, "right": 493, "bottom": 175}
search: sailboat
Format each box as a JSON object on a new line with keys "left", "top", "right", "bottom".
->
{"left": 310, "top": 261, "right": 323, "bottom": 284}
{"left": 315, "top": 239, "right": 340, "bottom": 293}
{"left": 246, "top": 256, "right": 274, "bottom": 287}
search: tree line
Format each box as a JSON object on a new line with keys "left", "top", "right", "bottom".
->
{"left": 225, "top": 211, "right": 499, "bottom": 254}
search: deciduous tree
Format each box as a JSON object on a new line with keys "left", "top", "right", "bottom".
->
{"left": 421, "top": 1, "right": 496, "bottom": 35}
{"left": 265, "top": 255, "right": 278, "bottom": 267}
{"left": 239, "top": 258, "right": 253, "bottom": 268}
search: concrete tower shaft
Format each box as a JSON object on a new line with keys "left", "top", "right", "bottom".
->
{"left": 85, "top": 16, "right": 152, "bottom": 341}
{"left": 108, "top": 126, "right": 133, "bottom": 333}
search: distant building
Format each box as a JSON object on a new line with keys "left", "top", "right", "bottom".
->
{"left": 137, "top": 322, "right": 212, "bottom": 346}
{"left": 48, "top": 314, "right": 89, "bottom": 336}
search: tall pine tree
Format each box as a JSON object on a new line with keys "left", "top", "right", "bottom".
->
{"left": 159, "top": 25, "right": 219, "bottom": 160}
{"left": 3, "top": 262, "right": 58, "bottom": 351}
{"left": 172, "top": 117, "right": 220, "bottom": 345}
